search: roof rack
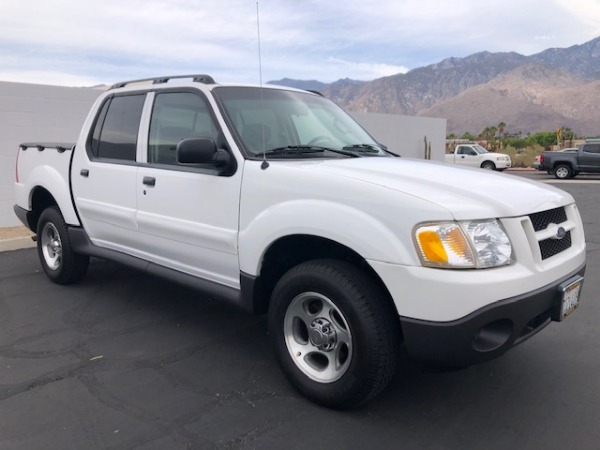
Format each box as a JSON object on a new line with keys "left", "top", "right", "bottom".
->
{"left": 109, "top": 74, "right": 216, "bottom": 90}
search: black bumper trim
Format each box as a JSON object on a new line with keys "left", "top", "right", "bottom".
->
{"left": 400, "top": 263, "right": 586, "bottom": 366}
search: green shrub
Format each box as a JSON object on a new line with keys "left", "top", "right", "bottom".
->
{"left": 503, "top": 145, "right": 539, "bottom": 168}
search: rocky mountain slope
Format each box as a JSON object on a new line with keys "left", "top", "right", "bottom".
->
{"left": 269, "top": 37, "right": 600, "bottom": 136}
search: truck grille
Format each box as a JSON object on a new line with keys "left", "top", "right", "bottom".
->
{"left": 529, "top": 207, "right": 567, "bottom": 232}
{"left": 528, "top": 207, "right": 572, "bottom": 260}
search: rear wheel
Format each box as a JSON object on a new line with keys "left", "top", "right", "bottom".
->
{"left": 268, "top": 259, "right": 400, "bottom": 409}
{"left": 37, "top": 207, "right": 89, "bottom": 284}
{"left": 554, "top": 164, "right": 572, "bottom": 179}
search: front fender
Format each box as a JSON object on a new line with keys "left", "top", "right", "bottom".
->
{"left": 238, "top": 199, "right": 415, "bottom": 276}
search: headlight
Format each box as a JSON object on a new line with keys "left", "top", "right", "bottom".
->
{"left": 414, "top": 220, "right": 513, "bottom": 269}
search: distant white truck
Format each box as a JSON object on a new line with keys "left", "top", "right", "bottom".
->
{"left": 446, "top": 143, "right": 511, "bottom": 171}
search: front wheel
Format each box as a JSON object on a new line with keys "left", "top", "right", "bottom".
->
{"left": 554, "top": 164, "right": 573, "bottom": 179}
{"left": 268, "top": 259, "right": 400, "bottom": 409}
{"left": 37, "top": 207, "right": 89, "bottom": 284}
{"left": 481, "top": 161, "right": 496, "bottom": 170}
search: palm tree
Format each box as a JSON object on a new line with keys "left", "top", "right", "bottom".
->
{"left": 497, "top": 122, "right": 506, "bottom": 139}
{"left": 479, "top": 126, "right": 498, "bottom": 149}
{"left": 562, "top": 127, "right": 575, "bottom": 147}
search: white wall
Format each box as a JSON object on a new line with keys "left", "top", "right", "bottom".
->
{"left": 350, "top": 111, "right": 446, "bottom": 161}
{"left": 1, "top": 81, "right": 102, "bottom": 226}
{"left": 0, "top": 82, "right": 446, "bottom": 228}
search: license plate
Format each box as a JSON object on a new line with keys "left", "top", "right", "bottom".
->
{"left": 556, "top": 277, "right": 583, "bottom": 321}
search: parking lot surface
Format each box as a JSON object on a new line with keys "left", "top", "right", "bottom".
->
{"left": 1, "top": 173, "right": 599, "bottom": 449}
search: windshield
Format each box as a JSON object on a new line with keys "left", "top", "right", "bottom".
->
{"left": 212, "top": 87, "right": 388, "bottom": 158}
{"left": 473, "top": 144, "right": 489, "bottom": 154}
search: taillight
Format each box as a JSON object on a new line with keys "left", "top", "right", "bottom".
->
{"left": 540, "top": 154, "right": 544, "bottom": 164}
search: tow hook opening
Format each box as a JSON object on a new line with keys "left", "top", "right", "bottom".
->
{"left": 472, "top": 319, "right": 513, "bottom": 352}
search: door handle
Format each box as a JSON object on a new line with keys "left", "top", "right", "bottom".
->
{"left": 80, "top": 169, "right": 89, "bottom": 177}
{"left": 143, "top": 176, "right": 156, "bottom": 187}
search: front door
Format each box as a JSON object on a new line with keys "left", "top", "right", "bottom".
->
{"left": 456, "top": 146, "right": 480, "bottom": 168}
{"left": 136, "top": 90, "right": 242, "bottom": 288}
{"left": 578, "top": 143, "right": 600, "bottom": 173}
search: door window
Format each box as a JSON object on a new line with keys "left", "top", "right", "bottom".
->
{"left": 148, "top": 92, "right": 219, "bottom": 165}
{"left": 89, "top": 94, "right": 146, "bottom": 161}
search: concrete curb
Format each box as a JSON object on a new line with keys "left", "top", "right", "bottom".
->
{"left": 0, "top": 236, "right": 36, "bottom": 252}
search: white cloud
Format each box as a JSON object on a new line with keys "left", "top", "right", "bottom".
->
{"left": 555, "top": 0, "right": 600, "bottom": 30}
{"left": 326, "top": 58, "right": 409, "bottom": 80}
{"left": 0, "top": 0, "right": 597, "bottom": 86}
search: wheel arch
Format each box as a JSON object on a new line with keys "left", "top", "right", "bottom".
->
{"left": 27, "top": 186, "right": 60, "bottom": 232}
{"left": 247, "top": 234, "right": 399, "bottom": 318}
{"left": 552, "top": 161, "right": 573, "bottom": 170}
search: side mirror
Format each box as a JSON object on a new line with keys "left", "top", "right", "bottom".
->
{"left": 176, "top": 138, "right": 230, "bottom": 168}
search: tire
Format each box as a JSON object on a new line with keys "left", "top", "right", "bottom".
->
{"left": 481, "top": 161, "right": 496, "bottom": 170}
{"left": 36, "top": 207, "right": 89, "bottom": 284}
{"left": 268, "top": 259, "right": 400, "bottom": 409}
{"left": 554, "top": 164, "right": 572, "bottom": 179}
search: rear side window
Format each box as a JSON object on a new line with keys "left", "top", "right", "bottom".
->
{"left": 90, "top": 94, "right": 146, "bottom": 161}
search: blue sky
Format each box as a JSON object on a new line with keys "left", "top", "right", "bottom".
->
{"left": 0, "top": 0, "right": 599, "bottom": 87}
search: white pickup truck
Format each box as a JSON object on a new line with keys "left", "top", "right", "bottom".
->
{"left": 446, "top": 143, "right": 511, "bottom": 171}
{"left": 14, "top": 75, "right": 586, "bottom": 408}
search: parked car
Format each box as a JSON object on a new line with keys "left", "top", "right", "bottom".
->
{"left": 533, "top": 148, "right": 577, "bottom": 172}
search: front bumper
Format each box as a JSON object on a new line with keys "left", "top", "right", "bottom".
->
{"left": 399, "top": 264, "right": 586, "bottom": 366}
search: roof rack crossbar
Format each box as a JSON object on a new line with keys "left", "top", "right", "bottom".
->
{"left": 109, "top": 74, "right": 216, "bottom": 90}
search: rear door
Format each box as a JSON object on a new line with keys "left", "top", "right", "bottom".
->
{"left": 71, "top": 93, "right": 147, "bottom": 252}
{"left": 135, "top": 90, "right": 242, "bottom": 288}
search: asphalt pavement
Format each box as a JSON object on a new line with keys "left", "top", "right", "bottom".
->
{"left": 1, "top": 172, "right": 599, "bottom": 449}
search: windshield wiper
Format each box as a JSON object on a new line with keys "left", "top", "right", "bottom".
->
{"left": 342, "top": 143, "right": 401, "bottom": 157}
{"left": 254, "top": 145, "right": 358, "bottom": 158}
{"left": 341, "top": 143, "right": 381, "bottom": 153}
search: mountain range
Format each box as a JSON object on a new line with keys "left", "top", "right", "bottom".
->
{"left": 269, "top": 37, "right": 600, "bottom": 137}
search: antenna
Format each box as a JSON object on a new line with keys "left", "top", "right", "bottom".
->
{"left": 256, "top": 1, "right": 269, "bottom": 169}
{"left": 256, "top": 2, "right": 263, "bottom": 88}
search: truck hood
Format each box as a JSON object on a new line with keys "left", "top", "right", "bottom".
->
{"left": 486, "top": 152, "right": 510, "bottom": 158}
{"left": 295, "top": 157, "right": 573, "bottom": 219}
